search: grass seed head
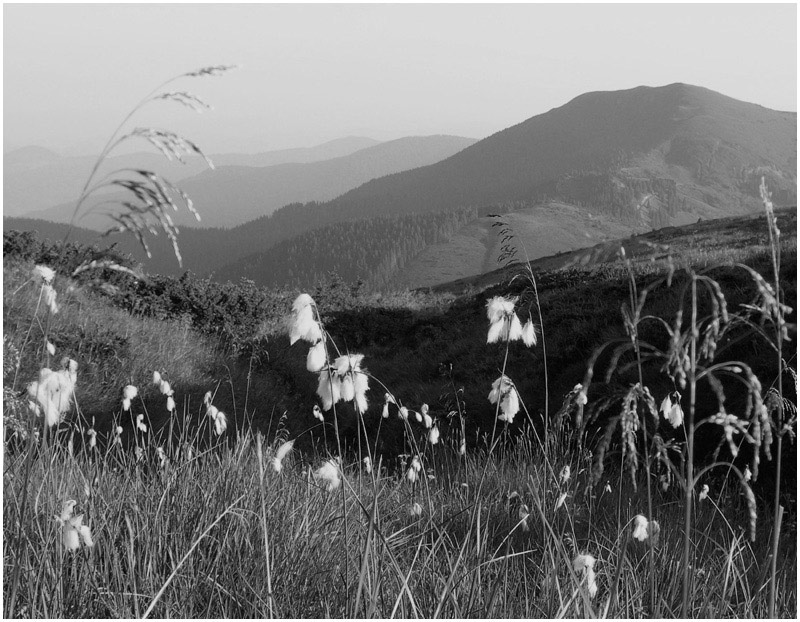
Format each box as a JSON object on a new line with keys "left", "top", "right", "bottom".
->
{"left": 32, "top": 264, "right": 56, "bottom": 284}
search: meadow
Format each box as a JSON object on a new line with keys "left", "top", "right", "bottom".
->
{"left": 3, "top": 197, "right": 796, "bottom": 618}
{"left": 3, "top": 68, "right": 796, "bottom": 618}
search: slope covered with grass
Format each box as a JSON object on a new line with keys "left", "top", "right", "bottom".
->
{"left": 3, "top": 208, "right": 796, "bottom": 618}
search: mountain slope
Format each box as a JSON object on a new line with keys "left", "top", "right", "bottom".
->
{"left": 8, "top": 84, "right": 796, "bottom": 286}
{"left": 3, "top": 136, "right": 380, "bottom": 218}
{"left": 22, "top": 135, "right": 475, "bottom": 229}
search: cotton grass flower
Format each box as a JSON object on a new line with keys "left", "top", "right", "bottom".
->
{"left": 87, "top": 427, "right": 97, "bottom": 449}
{"left": 406, "top": 456, "right": 422, "bottom": 484}
{"left": 363, "top": 456, "right": 372, "bottom": 474}
{"left": 744, "top": 466, "right": 752, "bottom": 482}
{"left": 33, "top": 265, "right": 56, "bottom": 284}
{"left": 421, "top": 404, "right": 433, "bottom": 428}
{"left": 157, "top": 446, "right": 168, "bottom": 468}
{"left": 488, "top": 375, "right": 520, "bottom": 423}
{"left": 555, "top": 492, "right": 568, "bottom": 510}
{"left": 135, "top": 413, "right": 148, "bottom": 433}
{"left": 317, "top": 353, "right": 369, "bottom": 412}
{"left": 289, "top": 293, "right": 323, "bottom": 345}
{"left": 559, "top": 465, "right": 571, "bottom": 485}
{"left": 428, "top": 425, "right": 440, "bottom": 445}
{"left": 312, "top": 404, "right": 324, "bottom": 422}
{"left": 632, "top": 515, "right": 649, "bottom": 541}
{"left": 27, "top": 361, "right": 78, "bottom": 427}
{"left": 521, "top": 318, "right": 537, "bottom": 347}
{"left": 314, "top": 458, "right": 341, "bottom": 492}
{"left": 122, "top": 385, "right": 138, "bottom": 411}
{"left": 152, "top": 371, "right": 162, "bottom": 385}
{"left": 46, "top": 341, "right": 56, "bottom": 356}
{"left": 660, "top": 392, "right": 684, "bottom": 428}
{"left": 698, "top": 484, "right": 709, "bottom": 501}
{"left": 271, "top": 440, "right": 294, "bottom": 473}
{"left": 486, "top": 296, "right": 526, "bottom": 344}
{"left": 43, "top": 284, "right": 59, "bottom": 314}
{"left": 306, "top": 340, "right": 327, "bottom": 372}
{"left": 572, "top": 553, "right": 598, "bottom": 598}
{"left": 166, "top": 395, "right": 175, "bottom": 411}
{"left": 206, "top": 405, "right": 228, "bottom": 436}
{"left": 57, "top": 500, "right": 93, "bottom": 551}
{"left": 409, "top": 502, "right": 423, "bottom": 517}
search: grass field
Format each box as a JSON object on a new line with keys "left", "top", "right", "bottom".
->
{"left": 3, "top": 205, "right": 796, "bottom": 618}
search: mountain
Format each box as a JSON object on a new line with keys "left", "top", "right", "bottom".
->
{"left": 19, "top": 135, "right": 475, "bottom": 229}
{"left": 7, "top": 84, "right": 796, "bottom": 288}
{"left": 3, "top": 136, "right": 380, "bottom": 219}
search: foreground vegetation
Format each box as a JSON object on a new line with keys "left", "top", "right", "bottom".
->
{"left": 4, "top": 199, "right": 796, "bottom": 618}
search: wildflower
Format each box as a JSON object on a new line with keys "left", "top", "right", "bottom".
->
{"left": 33, "top": 264, "right": 56, "bottom": 284}
{"left": 409, "top": 502, "right": 423, "bottom": 517}
{"left": 428, "top": 425, "right": 440, "bottom": 445}
{"left": 399, "top": 406, "right": 409, "bottom": 421}
{"left": 56, "top": 500, "right": 93, "bottom": 551}
{"left": 575, "top": 384, "right": 588, "bottom": 406}
{"left": 421, "top": 404, "right": 432, "bottom": 428}
{"left": 698, "top": 484, "right": 709, "bottom": 501}
{"left": 363, "top": 456, "right": 372, "bottom": 474}
{"left": 316, "top": 372, "right": 341, "bottom": 411}
{"left": 289, "top": 293, "right": 323, "bottom": 345}
{"left": 46, "top": 341, "right": 56, "bottom": 356}
{"left": 632, "top": 515, "right": 649, "bottom": 541}
{"left": 559, "top": 465, "right": 571, "bottom": 485}
{"left": 203, "top": 391, "right": 213, "bottom": 406}
{"left": 660, "top": 392, "right": 684, "bottom": 428}
{"left": 486, "top": 296, "right": 525, "bottom": 344}
{"left": 306, "top": 340, "right": 326, "bottom": 372}
{"left": 414, "top": 410, "right": 422, "bottom": 423}
{"left": 317, "top": 354, "right": 369, "bottom": 412}
{"left": 87, "top": 427, "right": 97, "bottom": 449}
{"left": 122, "top": 385, "right": 138, "bottom": 411}
{"left": 521, "top": 318, "right": 537, "bottom": 347}
{"left": 407, "top": 456, "right": 422, "bottom": 484}
{"left": 572, "top": 553, "right": 598, "bottom": 598}
{"left": 271, "top": 440, "right": 294, "bottom": 473}
{"left": 555, "top": 492, "right": 568, "bottom": 510}
{"left": 166, "top": 395, "right": 175, "bottom": 411}
{"left": 159, "top": 380, "right": 173, "bottom": 397}
{"left": 314, "top": 458, "right": 341, "bottom": 491}
{"left": 135, "top": 413, "right": 147, "bottom": 433}
{"left": 206, "top": 405, "right": 227, "bottom": 436}
{"left": 312, "top": 404, "right": 324, "bottom": 422}
{"left": 152, "top": 370, "right": 162, "bottom": 385}
{"left": 382, "top": 402, "right": 390, "bottom": 418}
{"left": 488, "top": 375, "right": 520, "bottom": 423}
{"left": 27, "top": 361, "right": 77, "bottom": 427}
{"left": 43, "top": 284, "right": 59, "bottom": 314}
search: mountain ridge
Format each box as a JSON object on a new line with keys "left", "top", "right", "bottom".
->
{"left": 7, "top": 83, "right": 796, "bottom": 288}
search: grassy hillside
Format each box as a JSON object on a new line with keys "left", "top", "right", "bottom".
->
{"left": 4, "top": 206, "right": 796, "bottom": 618}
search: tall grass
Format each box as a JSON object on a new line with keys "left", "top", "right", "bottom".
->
{"left": 3, "top": 104, "right": 796, "bottom": 622}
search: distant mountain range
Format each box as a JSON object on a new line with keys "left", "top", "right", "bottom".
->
{"left": 4, "top": 136, "right": 381, "bottom": 219}
{"left": 10, "top": 135, "right": 476, "bottom": 229}
{"left": 6, "top": 83, "right": 796, "bottom": 289}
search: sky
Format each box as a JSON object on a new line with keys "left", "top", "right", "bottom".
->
{"left": 3, "top": 3, "right": 797, "bottom": 156}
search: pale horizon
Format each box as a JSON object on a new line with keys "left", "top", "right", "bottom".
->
{"left": 4, "top": 3, "right": 797, "bottom": 157}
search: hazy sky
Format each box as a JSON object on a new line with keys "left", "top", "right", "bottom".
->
{"left": 3, "top": 3, "right": 797, "bottom": 156}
